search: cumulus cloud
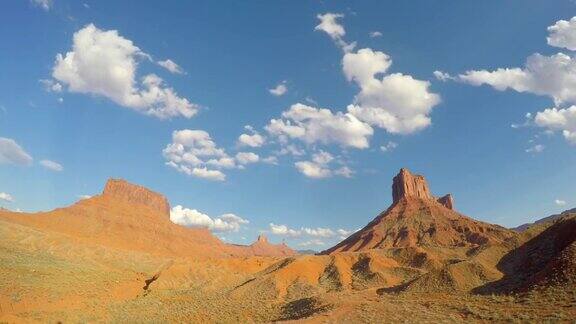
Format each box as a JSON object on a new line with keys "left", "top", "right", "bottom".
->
{"left": 458, "top": 53, "right": 576, "bottom": 106}
{"left": 433, "top": 70, "right": 454, "bottom": 82}
{"left": 235, "top": 152, "right": 259, "bottom": 165}
{"left": 170, "top": 205, "right": 248, "bottom": 232}
{"left": 31, "top": 0, "right": 52, "bottom": 11}
{"left": 380, "top": 141, "right": 398, "bottom": 152}
{"left": 40, "top": 159, "right": 63, "bottom": 172}
{"left": 294, "top": 150, "right": 352, "bottom": 179}
{"left": 525, "top": 144, "right": 545, "bottom": 153}
{"left": 163, "top": 129, "right": 265, "bottom": 181}
{"left": 555, "top": 199, "right": 567, "bottom": 206}
{"left": 269, "top": 81, "right": 287, "bottom": 96}
{"left": 547, "top": 17, "right": 576, "bottom": 51}
{"left": 157, "top": 59, "right": 185, "bottom": 74}
{"left": 40, "top": 79, "right": 62, "bottom": 92}
{"left": 237, "top": 125, "right": 266, "bottom": 148}
{"left": 298, "top": 239, "right": 326, "bottom": 247}
{"left": 369, "top": 31, "right": 383, "bottom": 38}
{"left": 266, "top": 103, "right": 373, "bottom": 149}
{"left": 163, "top": 129, "right": 230, "bottom": 181}
{"left": 77, "top": 195, "right": 92, "bottom": 200}
{"left": 269, "top": 223, "right": 354, "bottom": 239}
{"left": 0, "top": 138, "right": 33, "bottom": 166}
{"left": 534, "top": 106, "right": 576, "bottom": 144}
{"left": 315, "top": 13, "right": 356, "bottom": 52}
{"left": 343, "top": 48, "right": 441, "bottom": 134}
{"left": 0, "top": 192, "right": 14, "bottom": 202}
{"left": 51, "top": 24, "right": 198, "bottom": 119}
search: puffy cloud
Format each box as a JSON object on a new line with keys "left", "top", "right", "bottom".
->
{"left": 157, "top": 59, "right": 185, "bottom": 74}
{"left": 0, "top": 138, "right": 33, "bottom": 166}
{"left": 369, "top": 31, "right": 383, "bottom": 38}
{"left": 433, "top": 70, "right": 454, "bottom": 82}
{"left": 295, "top": 150, "right": 352, "bottom": 179}
{"left": 547, "top": 17, "right": 576, "bottom": 51}
{"left": 269, "top": 223, "right": 354, "bottom": 239}
{"left": 238, "top": 126, "right": 266, "bottom": 147}
{"left": 40, "top": 159, "right": 63, "bottom": 172}
{"left": 298, "top": 239, "right": 326, "bottom": 247}
{"left": 380, "top": 141, "right": 398, "bottom": 152}
{"left": 164, "top": 129, "right": 266, "bottom": 181}
{"left": 525, "top": 144, "right": 545, "bottom": 153}
{"left": 31, "top": 0, "right": 52, "bottom": 11}
{"left": 458, "top": 53, "right": 576, "bottom": 106}
{"left": 163, "top": 129, "right": 230, "bottom": 181}
{"left": 0, "top": 192, "right": 14, "bottom": 202}
{"left": 266, "top": 103, "right": 373, "bottom": 149}
{"left": 295, "top": 160, "right": 332, "bottom": 179}
{"left": 269, "top": 81, "right": 287, "bottom": 96}
{"left": 40, "top": 79, "right": 62, "bottom": 92}
{"left": 315, "top": 13, "right": 356, "bottom": 52}
{"left": 52, "top": 24, "right": 198, "bottom": 119}
{"left": 344, "top": 48, "right": 441, "bottom": 134}
{"left": 534, "top": 106, "right": 576, "bottom": 144}
{"left": 235, "top": 152, "right": 259, "bottom": 165}
{"left": 170, "top": 205, "right": 248, "bottom": 232}
{"left": 555, "top": 199, "right": 567, "bottom": 206}
{"left": 77, "top": 195, "right": 92, "bottom": 200}
{"left": 261, "top": 156, "right": 279, "bottom": 165}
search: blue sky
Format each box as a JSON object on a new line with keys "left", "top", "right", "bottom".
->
{"left": 1, "top": 0, "right": 576, "bottom": 249}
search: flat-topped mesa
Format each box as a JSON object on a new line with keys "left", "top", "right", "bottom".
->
{"left": 392, "top": 168, "right": 434, "bottom": 203}
{"left": 102, "top": 179, "right": 170, "bottom": 217}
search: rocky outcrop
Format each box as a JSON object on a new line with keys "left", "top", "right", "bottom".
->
{"left": 392, "top": 168, "right": 434, "bottom": 203}
{"left": 392, "top": 168, "right": 455, "bottom": 210}
{"left": 437, "top": 194, "right": 454, "bottom": 210}
{"left": 248, "top": 234, "right": 296, "bottom": 257}
{"left": 102, "top": 179, "right": 170, "bottom": 217}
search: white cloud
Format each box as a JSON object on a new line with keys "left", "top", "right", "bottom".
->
{"left": 163, "top": 129, "right": 230, "bottom": 181}
{"left": 262, "top": 156, "right": 278, "bottom": 165}
{"left": 266, "top": 103, "right": 373, "bottom": 149}
{"left": 0, "top": 138, "right": 33, "bottom": 166}
{"left": 0, "top": 192, "right": 14, "bottom": 202}
{"left": 525, "top": 144, "right": 545, "bottom": 153}
{"left": 547, "top": 17, "right": 576, "bottom": 51}
{"left": 157, "top": 59, "right": 185, "bottom": 74}
{"left": 369, "top": 31, "right": 383, "bottom": 38}
{"left": 170, "top": 205, "right": 248, "bottom": 232}
{"left": 269, "top": 81, "right": 287, "bottom": 96}
{"left": 52, "top": 24, "right": 198, "bottom": 119}
{"left": 238, "top": 126, "right": 266, "bottom": 147}
{"left": 380, "top": 141, "right": 398, "bottom": 152}
{"left": 298, "top": 239, "right": 326, "bottom": 247}
{"left": 295, "top": 150, "right": 352, "bottom": 179}
{"left": 40, "top": 79, "right": 62, "bottom": 92}
{"left": 534, "top": 106, "right": 576, "bottom": 144}
{"left": 235, "top": 152, "right": 259, "bottom": 165}
{"left": 457, "top": 53, "right": 576, "bottom": 106}
{"left": 295, "top": 160, "right": 332, "bottom": 179}
{"left": 31, "top": 0, "right": 52, "bottom": 11}
{"left": 344, "top": 48, "right": 441, "bottom": 135}
{"left": 315, "top": 13, "right": 356, "bottom": 52}
{"left": 269, "top": 223, "right": 354, "bottom": 239}
{"left": 40, "top": 159, "right": 63, "bottom": 172}
{"left": 77, "top": 195, "right": 92, "bottom": 200}
{"left": 433, "top": 70, "right": 454, "bottom": 82}
{"left": 555, "top": 199, "right": 567, "bottom": 206}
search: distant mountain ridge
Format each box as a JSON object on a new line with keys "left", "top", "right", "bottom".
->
{"left": 512, "top": 207, "right": 576, "bottom": 232}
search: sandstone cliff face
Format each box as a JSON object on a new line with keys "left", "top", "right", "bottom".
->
{"left": 247, "top": 234, "right": 296, "bottom": 257}
{"left": 103, "top": 179, "right": 170, "bottom": 217}
{"left": 392, "top": 168, "right": 434, "bottom": 203}
{"left": 437, "top": 194, "right": 454, "bottom": 210}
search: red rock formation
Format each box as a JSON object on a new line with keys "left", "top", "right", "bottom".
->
{"left": 247, "top": 234, "right": 296, "bottom": 257}
{"left": 321, "top": 168, "right": 516, "bottom": 254}
{"left": 103, "top": 179, "right": 170, "bottom": 217}
{"left": 437, "top": 194, "right": 454, "bottom": 210}
{"left": 392, "top": 168, "right": 433, "bottom": 203}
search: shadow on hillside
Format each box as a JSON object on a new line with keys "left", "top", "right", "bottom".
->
{"left": 473, "top": 216, "right": 576, "bottom": 295}
{"left": 275, "top": 297, "right": 332, "bottom": 321}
